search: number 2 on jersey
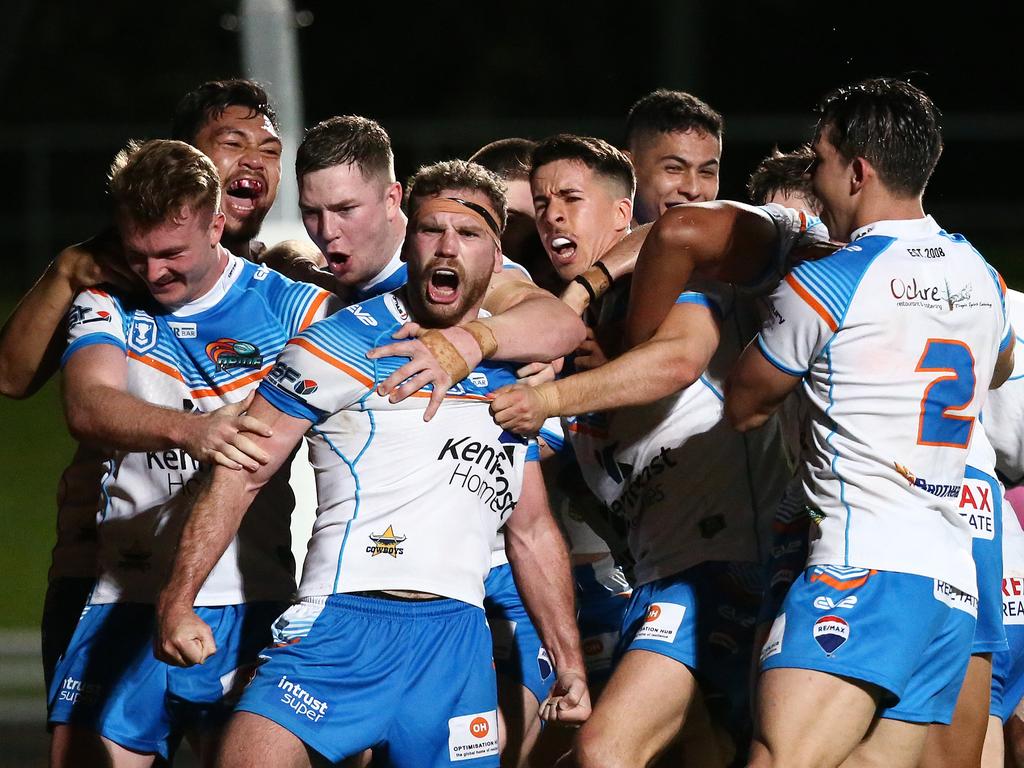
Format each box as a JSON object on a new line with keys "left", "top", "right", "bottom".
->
{"left": 916, "top": 338, "right": 976, "bottom": 448}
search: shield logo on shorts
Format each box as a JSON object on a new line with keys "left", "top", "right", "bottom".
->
{"left": 812, "top": 615, "right": 849, "bottom": 655}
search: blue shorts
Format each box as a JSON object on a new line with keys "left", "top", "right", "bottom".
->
{"left": 48, "top": 601, "right": 283, "bottom": 759}
{"left": 617, "top": 561, "right": 762, "bottom": 740}
{"left": 761, "top": 566, "right": 976, "bottom": 724}
{"left": 575, "top": 560, "right": 631, "bottom": 687}
{"left": 992, "top": 622, "right": 1024, "bottom": 722}
{"left": 961, "top": 466, "right": 1007, "bottom": 653}
{"left": 238, "top": 594, "right": 499, "bottom": 766}
{"left": 484, "top": 564, "right": 554, "bottom": 705}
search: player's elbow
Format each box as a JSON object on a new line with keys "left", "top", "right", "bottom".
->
{"left": 0, "top": 372, "right": 33, "bottom": 400}
{"left": 538, "top": 302, "right": 587, "bottom": 359}
{"left": 724, "top": 380, "right": 766, "bottom": 433}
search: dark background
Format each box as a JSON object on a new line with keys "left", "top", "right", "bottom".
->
{"left": 1, "top": 1, "right": 1022, "bottom": 290}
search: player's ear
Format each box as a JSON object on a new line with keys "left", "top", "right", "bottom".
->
{"left": 613, "top": 197, "right": 633, "bottom": 232}
{"left": 384, "top": 182, "right": 403, "bottom": 220}
{"left": 210, "top": 211, "right": 226, "bottom": 246}
{"left": 492, "top": 242, "right": 503, "bottom": 275}
{"left": 850, "top": 157, "right": 870, "bottom": 193}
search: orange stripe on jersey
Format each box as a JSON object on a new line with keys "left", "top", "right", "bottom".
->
{"left": 785, "top": 273, "right": 838, "bottom": 332}
{"left": 567, "top": 420, "right": 608, "bottom": 439}
{"left": 809, "top": 569, "right": 876, "bottom": 591}
{"left": 798, "top": 209, "right": 808, "bottom": 233}
{"left": 84, "top": 287, "right": 111, "bottom": 298}
{"left": 190, "top": 365, "right": 273, "bottom": 400}
{"left": 292, "top": 337, "right": 375, "bottom": 388}
{"left": 127, "top": 351, "right": 186, "bottom": 383}
{"left": 999, "top": 271, "right": 1008, "bottom": 297}
{"left": 299, "top": 291, "right": 331, "bottom": 332}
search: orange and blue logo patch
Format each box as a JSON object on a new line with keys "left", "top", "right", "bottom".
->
{"left": 206, "top": 338, "right": 263, "bottom": 370}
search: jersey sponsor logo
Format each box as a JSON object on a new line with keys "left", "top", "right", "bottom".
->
{"left": 582, "top": 631, "right": 618, "bottom": 672}
{"left": 607, "top": 446, "right": 677, "bottom": 523}
{"left": 894, "top": 462, "right": 960, "bottom": 498}
{"left": 760, "top": 613, "right": 785, "bottom": 664}
{"left": 267, "top": 361, "right": 310, "bottom": 396}
{"left": 169, "top": 322, "right": 197, "bottom": 339}
{"left": 889, "top": 277, "right": 986, "bottom": 311}
{"left": 958, "top": 480, "right": 995, "bottom": 540}
{"left": 293, "top": 378, "right": 318, "bottom": 396}
{"left": 346, "top": 303, "right": 378, "bottom": 326}
{"left": 129, "top": 314, "right": 158, "bottom": 353}
{"left": 206, "top": 339, "right": 263, "bottom": 370}
{"left": 56, "top": 675, "right": 103, "bottom": 706}
{"left": 1003, "top": 577, "right": 1024, "bottom": 625}
{"left": 813, "top": 615, "right": 849, "bottom": 654}
{"left": 933, "top": 579, "right": 979, "bottom": 617}
{"left": 277, "top": 675, "right": 329, "bottom": 723}
{"left": 635, "top": 602, "right": 685, "bottom": 643}
{"left": 812, "top": 595, "right": 858, "bottom": 611}
{"left": 448, "top": 710, "right": 499, "bottom": 761}
{"left": 254, "top": 263, "right": 270, "bottom": 281}
{"left": 384, "top": 293, "right": 409, "bottom": 323}
{"left": 438, "top": 435, "right": 520, "bottom": 517}
{"left": 366, "top": 525, "right": 406, "bottom": 557}
{"left": 67, "top": 305, "right": 112, "bottom": 328}
{"left": 469, "top": 372, "right": 488, "bottom": 388}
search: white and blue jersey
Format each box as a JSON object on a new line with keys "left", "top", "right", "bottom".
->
{"left": 62, "top": 254, "right": 335, "bottom": 606}
{"left": 757, "top": 216, "right": 1011, "bottom": 596}
{"left": 258, "top": 291, "right": 536, "bottom": 608}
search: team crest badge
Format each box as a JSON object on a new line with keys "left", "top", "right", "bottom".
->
{"left": 129, "top": 314, "right": 158, "bottom": 353}
{"left": 366, "top": 525, "right": 406, "bottom": 558}
{"left": 206, "top": 338, "right": 263, "bottom": 370}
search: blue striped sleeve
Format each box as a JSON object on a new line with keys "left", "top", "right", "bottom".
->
{"left": 258, "top": 379, "right": 327, "bottom": 424}
{"left": 61, "top": 334, "right": 126, "bottom": 367}
{"left": 675, "top": 290, "right": 722, "bottom": 318}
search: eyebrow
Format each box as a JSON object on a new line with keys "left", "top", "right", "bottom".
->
{"left": 213, "top": 127, "right": 282, "bottom": 146}
{"left": 660, "top": 155, "right": 720, "bottom": 168}
{"left": 534, "top": 186, "right": 584, "bottom": 201}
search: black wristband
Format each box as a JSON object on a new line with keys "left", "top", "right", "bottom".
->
{"left": 572, "top": 274, "right": 597, "bottom": 303}
{"left": 594, "top": 260, "right": 613, "bottom": 285}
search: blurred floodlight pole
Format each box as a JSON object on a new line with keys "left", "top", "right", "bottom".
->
{"left": 239, "top": 0, "right": 307, "bottom": 243}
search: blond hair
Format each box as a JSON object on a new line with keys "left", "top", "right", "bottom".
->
{"left": 108, "top": 139, "right": 221, "bottom": 227}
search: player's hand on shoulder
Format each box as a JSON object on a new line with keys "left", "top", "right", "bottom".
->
{"left": 559, "top": 278, "right": 592, "bottom": 316}
{"left": 57, "top": 229, "right": 139, "bottom": 294}
{"left": 540, "top": 670, "right": 591, "bottom": 725}
{"left": 184, "top": 392, "right": 273, "bottom": 471}
{"left": 490, "top": 382, "right": 557, "bottom": 436}
{"left": 155, "top": 602, "right": 217, "bottom": 667}
{"left": 573, "top": 326, "right": 609, "bottom": 371}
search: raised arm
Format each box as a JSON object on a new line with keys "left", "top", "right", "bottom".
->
{"left": 504, "top": 461, "right": 590, "bottom": 723}
{"left": 0, "top": 235, "right": 136, "bottom": 399}
{"left": 155, "top": 394, "right": 312, "bottom": 666}
{"left": 625, "top": 202, "right": 781, "bottom": 347}
{"left": 490, "top": 301, "right": 721, "bottom": 435}
{"left": 62, "top": 343, "right": 272, "bottom": 470}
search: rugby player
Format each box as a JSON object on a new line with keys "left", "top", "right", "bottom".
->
{"left": 48, "top": 140, "right": 338, "bottom": 767}
{"left": 0, "top": 79, "right": 298, "bottom": 696}
{"left": 726, "top": 78, "right": 1014, "bottom": 768}
{"left": 492, "top": 134, "right": 803, "bottom": 767}
{"left": 155, "top": 169, "right": 590, "bottom": 768}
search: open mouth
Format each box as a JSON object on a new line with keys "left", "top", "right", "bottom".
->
{"left": 225, "top": 178, "right": 266, "bottom": 214}
{"left": 549, "top": 234, "right": 578, "bottom": 264}
{"left": 428, "top": 267, "right": 460, "bottom": 304}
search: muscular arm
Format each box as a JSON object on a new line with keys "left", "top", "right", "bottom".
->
{"left": 626, "top": 202, "right": 780, "bottom": 347}
{"left": 155, "top": 396, "right": 312, "bottom": 665}
{"left": 724, "top": 342, "right": 802, "bottom": 432}
{"left": 0, "top": 236, "right": 135, "bottom": 399}
{"left": 559, "top": 224, "right": 652, "bottom": 316}
{"left": 992, "top": 340, "right": 1015, "bottom": 389}
{"left": 505, "top": 461, "right": 590, "bottom": 722}
{"left": 491, "top": 302, "right": 721, "bottom": 434}
{"left": 62, "top": 344, "right": 272, "bottom": 469}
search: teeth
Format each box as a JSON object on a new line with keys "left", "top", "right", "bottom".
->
{"left": 552, "top": 237, "right": 572, "bottom": 249}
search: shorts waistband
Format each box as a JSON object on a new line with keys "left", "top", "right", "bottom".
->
{"left": 326, "top": 592, "right": 479, "bottom": 619}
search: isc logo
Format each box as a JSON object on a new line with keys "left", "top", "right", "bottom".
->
{"left": 470, "top": 717, "right": 490, "bottom": 739}
{"left": 293, "top": 379, "right": 318, "bottom": 395}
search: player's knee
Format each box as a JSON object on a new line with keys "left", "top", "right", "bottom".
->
{"left": 573, "top": 724, "right": 637, "bottom": 768}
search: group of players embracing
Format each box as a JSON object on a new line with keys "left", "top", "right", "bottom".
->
{"left": 4, "top": 75, "right": 1024, "bottom": 768}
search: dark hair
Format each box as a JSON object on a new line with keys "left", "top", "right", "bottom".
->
{"left": 295, "top": 115, "right": 395, "bottom": 182}
{"left": 469, "top": 138, "right": 537, "bottom": 182}
{"left": 109, "top": 139, "right": 221, "bottom": 227}
{"left": 171, "top": 79, "right": 278, "bottom": 144}
{"left": 626, "top": 89, "right": 723, "bottom": 148}
{"left": 815, "top": 78, "right": 943, "bottom": 197}
{"left": 530, "top": 134, "right": 636, "bottom": 199}
{"left": 747, "top": 145, "right": 820, "bottom": 211}
{"left": 405, "top": 160, "right": 508, "bottom": 230}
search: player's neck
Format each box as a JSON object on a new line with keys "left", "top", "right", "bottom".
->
{"left": 852, "top": 194, "right": 926, "bottom": 234}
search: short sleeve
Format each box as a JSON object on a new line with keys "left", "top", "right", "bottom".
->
{"left": 62, "top": 289, "right": 129, "bottom": 366}
{"left": 757, "top": 268, "right": 835, "bottom": 376}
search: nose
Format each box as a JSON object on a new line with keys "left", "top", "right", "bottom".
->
{"left": 144, "top": 259, "right": 169, "bottom": 285}
{"left": 676, "top": 170, "right": 700, "bottom": 201}
{"left": 240, "top": 144, "right": 264, "bottom": 171}
{"left": 318, "top": 211, "right": 343, "bottom": 245}
{"left": 541, "top": 199, "right": 565, "bottom": 228}
{"left": 436, "top": 226, "right": 460, "bottom": 257}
